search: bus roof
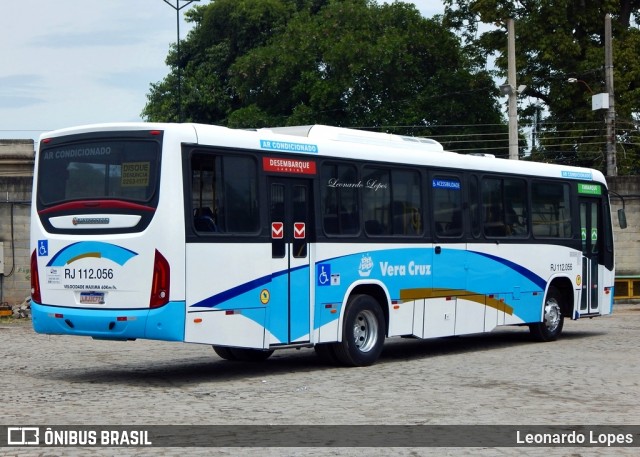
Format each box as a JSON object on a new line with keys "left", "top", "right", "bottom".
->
{"left": 39, "top": 122, "right": 608, "bottom": 186}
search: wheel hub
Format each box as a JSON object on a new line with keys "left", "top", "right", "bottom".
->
{"left": 352, "top": 310, "right": 379, "bottom": 353}
{"left": 544, "top": 301, "right": 561, "bottom": 332}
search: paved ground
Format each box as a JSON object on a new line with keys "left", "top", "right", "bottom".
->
{"left": 1, "top": 304, "right": 639, "bottom": 456}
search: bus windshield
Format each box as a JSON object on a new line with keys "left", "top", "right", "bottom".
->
{"left": 37, "top": 139, "right": 161, "bottom": 207}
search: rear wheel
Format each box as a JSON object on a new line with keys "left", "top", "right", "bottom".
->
{"left": 212, "top": 346, "right": 273, "bottom": 362}
{"left": 332, "top": 294, "right": 385, "bottom": 367}
{"left": 229, "top": 348, "right": 274, "bottom": 362}
{"left": 530, "top": 286, "right": 565, "bottom": 342}
{"left": 212, "top": 345, "right": 237, "bottom": 361}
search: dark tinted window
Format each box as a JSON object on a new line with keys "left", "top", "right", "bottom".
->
{"left": 532, "top": 181, "right": 572, "bottom": 238}
{"left": 482, "top": 177, "right": 528, "bottom": 238}
{"left": 191, "top": 152, "right": 259, "bottom": 233}
{"left": 321, "top": 163, "right": 360, "bottom": 235}
{"left": 432, "top": 176, "right": 463, "bottom": 238}
{"left": 38, "top": 140, "right": 160, "bottom": 206}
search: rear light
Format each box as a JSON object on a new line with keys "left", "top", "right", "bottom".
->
{"left": 149, "top": 249, "right": 170, "bottom": 308}
{"left": 31, "top": 250, "right": 42, "bottom": 303}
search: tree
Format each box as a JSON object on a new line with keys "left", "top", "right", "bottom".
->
{"left": 143, "top": 0, "right": 506, "bottom": 153}
{"left": 443, "top": 0, "right": 640, "bottom": 173}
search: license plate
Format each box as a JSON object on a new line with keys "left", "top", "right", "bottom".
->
{"left": 80, "top": 291, "right": 105, "bottom": 305}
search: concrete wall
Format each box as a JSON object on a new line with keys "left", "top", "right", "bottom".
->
{"left": 0, "top": 140, "right": 34, "bottom": 306}
{"left": 0, "top": 177, "right": 32, "bottom": 305}
{"left": 608, "top": 176, "right": 640, "bottom": 276}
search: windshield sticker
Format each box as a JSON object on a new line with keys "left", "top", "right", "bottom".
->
{"left": 577, "top": 183, "right": 602, "bottom": 195}
{"left": 42, "top": 146, "right": 112, "bottom": 160}
{"left": 121, "top": 162, "right": 150, "bottom": 187}
{"left": 562, "top": 170, "right": 593, "bottom": 180}
{"left": 263, "top": 157, "right": 317, "bottom": 175}
{"left": 260, "top": 140, "right": 318, "bottom": 154}
{"left": 432, "top": 179, "right": 460, "bottom": 190}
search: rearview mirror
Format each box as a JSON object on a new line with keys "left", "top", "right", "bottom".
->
{"left": 618, "top": 208, "right": 627, "bottom": 229}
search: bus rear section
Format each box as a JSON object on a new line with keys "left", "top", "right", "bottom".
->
{"left": 30, "top": 127, "right": 186, "bottom": 342}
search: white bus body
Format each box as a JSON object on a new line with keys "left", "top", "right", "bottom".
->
{"left": 31, "top": 123, "right": 616, "bottom": 366}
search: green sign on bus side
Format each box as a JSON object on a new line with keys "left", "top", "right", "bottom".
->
{"left": 578, "top": 183, "right": 602, "bottom": 195}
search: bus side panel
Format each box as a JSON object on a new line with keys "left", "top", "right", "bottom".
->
{"left": 600, "top": 264, "right": 615, "bottom": 315}
{"left": 314, "top": 244, "right": 433, "bottom": 342}
{"left": 454, "top": 295, "right": 488, "bottom": 335}
{"left": 314, "top": 243, "right": 580, "bottom": 344}
{"left": 466, "top": 244, "right": 572, "bottom": 324}
{"left": 184, "top": 243, "right": 272, "bottom": 348}
{"left": 186, "top": 309, "right": 267, "bottom": 348}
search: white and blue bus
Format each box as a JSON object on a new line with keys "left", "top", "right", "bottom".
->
{"left": 31, "top": 123, "right": 617, "bottom": 366}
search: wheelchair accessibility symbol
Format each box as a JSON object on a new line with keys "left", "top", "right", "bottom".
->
{"left": 317, "top": 264, "right": 331, "bottom": 286}
{"left": 38, "top": 240, "right": 48, "bottom": 256}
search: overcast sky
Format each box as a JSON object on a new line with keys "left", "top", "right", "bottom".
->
{"left": 0, "top": 1, "right": 444, "bottom": 143}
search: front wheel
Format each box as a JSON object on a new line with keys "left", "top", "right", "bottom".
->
{"left": 529, "top": 286, "right": 565, "bottom": 342}
{"left": 332, "top": 294, "right": 385, "bottom": 367}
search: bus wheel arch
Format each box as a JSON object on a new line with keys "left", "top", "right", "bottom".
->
{"left": 333, "top": 292, "right": 386, "bottom": 367}
{"left": 346, "top": 283, "right": 390, "bottom": 335}
{"left": 529, "top": 279, "right": 571, "bottom": 342}
{"left": 549, "top": 277, "right": 574, "bottom": 318}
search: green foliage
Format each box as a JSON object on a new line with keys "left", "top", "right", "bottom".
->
{"left": 143, "top": 0, "right": 504, "bottom": 153}
{"left": 443, "top": 0, "right": 640, "bottom": 174}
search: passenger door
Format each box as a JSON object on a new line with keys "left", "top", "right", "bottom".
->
{"left": 579, "top": 196, "right": 602, "bottom": 314}
{"left": 268, "top": 178, "right": 313, "bottom": 344}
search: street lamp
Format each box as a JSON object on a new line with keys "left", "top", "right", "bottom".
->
{"left": 162, "top": 0, "right": 200, "bottom": 123}
{"left": 567, "top": 77, "right": 594, "bottom": 94}
{"left": 568, "top": 77, "right": 609, "bottom": 110}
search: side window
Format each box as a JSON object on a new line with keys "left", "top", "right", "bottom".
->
{"left": 432, "top": 176, "right": 463, "bottom": 238}
{"left": 469, "top": 175, "right": 482, "bottom": 238}
{"left": 363, "top": 167, "right": 391, "bottom": 235}
{"left": 321, "top": 163, "right": 359, "bottom": 235}
{"left": 362, "top": 167, "right": 423, "bottom": 236}
{"left": 191, "top": 152, "right": 259, "bottom": 234}
{"left": 531, "top": 181, "right": 572, "bottom": 238}
{"left": 391, "top": 169, "right": 423, "bottom": 236}
{"left": 482, "top": 177, "right": 528, "bottom": 238}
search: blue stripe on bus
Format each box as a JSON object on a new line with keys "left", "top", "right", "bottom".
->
{"left": 47, "top": 241, "right": 138, "bottom": 267}
{"left": 468, "top": 250, "right": 547, "bottom": 290}
{"left": 190, "top": 265, "right": 306, "bottom": 309}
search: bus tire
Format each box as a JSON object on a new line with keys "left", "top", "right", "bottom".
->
{"left": 212, "top": 345, "right": 237, "bottom": 361}
{"left": 529, "top": 286, "right": 564, "bottom": 342}
{"left": 314, "top": 343, "right": 340, "bottom": 365}
{"left": 229, "top": 348, "right": 274, "bottom": 362}
{"left": 333, "top": 294, "right": 385, "bottom": 367}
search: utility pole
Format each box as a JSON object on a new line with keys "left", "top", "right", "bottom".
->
{"left": 506, "top": 18, "right": 518, "bottom": 160}
{"left": 499, "top": 19, "right": 525, "bottom": 160}
{"left": 604, "top": 13, "right": 616, "bottom": 176}
{"left": 162, "top": 0, "right": 200, "bottom": 123}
